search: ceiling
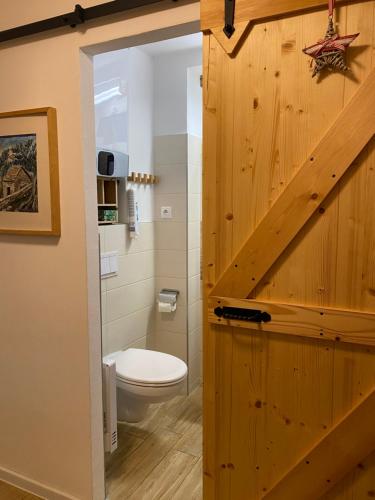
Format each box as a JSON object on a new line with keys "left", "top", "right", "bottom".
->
{"left": 138, "top": 32, "right": 202, "bottom": 56}
{"left": 94, "top": 32, "right": 202, "bottom": 70}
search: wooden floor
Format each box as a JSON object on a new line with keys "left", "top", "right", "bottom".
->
{"left": 106, "top": 385, "right": 202, "bottom": 500}
{"left": 0, "top": 481, "right": 40, "bottom": 500}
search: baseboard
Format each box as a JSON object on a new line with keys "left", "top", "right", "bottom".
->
{"left": 0, "top": 465, "right": 79, "bottom": 500}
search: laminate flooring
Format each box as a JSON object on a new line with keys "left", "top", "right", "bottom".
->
{"left": 106, "top": 386, "right": 203, "bottom": 500}
{"left": 0, "top": 481, "right": 41, "bottom": 500}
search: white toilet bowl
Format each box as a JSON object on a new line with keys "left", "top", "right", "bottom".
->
{"left": 104, "top": 348, "right": 188, "bottom": 423}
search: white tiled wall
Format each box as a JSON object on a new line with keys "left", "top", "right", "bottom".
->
{"left": 151, "top": 133, "right": 202, "bottom": 391}
{"left": 99, "top": 223, "right": 155, "bottom": 356}
{"left": 187, "top": 134, "right": 202, "bottom": 391}
{"left": 151, "top": 134, "right": 188, "bottom": 364}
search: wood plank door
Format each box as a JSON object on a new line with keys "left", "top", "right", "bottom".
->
{"left": 201, "top": 1, "right": 375, "bottom": 498}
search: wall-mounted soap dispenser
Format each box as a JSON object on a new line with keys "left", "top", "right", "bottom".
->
{"left": 127, "top": 188, "right": 139, "bottom": 238}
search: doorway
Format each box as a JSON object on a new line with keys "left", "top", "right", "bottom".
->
{"left": 90, "top": 31, "right": 203, "bottom": 498}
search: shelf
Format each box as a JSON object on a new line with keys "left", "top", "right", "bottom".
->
{"left": 97, "top": 177, "right": 119, "bottom": 226}
{"left": 97, "top": 175, "right": 121, "bottom": 180}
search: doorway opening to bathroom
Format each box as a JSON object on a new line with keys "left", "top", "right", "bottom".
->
{"left": 93, "top": 31, "right": 203, "bottom": 498}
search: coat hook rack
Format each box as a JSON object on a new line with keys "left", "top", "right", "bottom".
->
{"left": 127, "top": 172, "right": 159, "bottom": 185}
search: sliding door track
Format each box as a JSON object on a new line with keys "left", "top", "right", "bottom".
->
{"left": 0, "top": 0, "right": 175, "bottom": 44}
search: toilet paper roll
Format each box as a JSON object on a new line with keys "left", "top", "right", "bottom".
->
{"left": 158, "top": 301, "right": 176, "bottom": 313}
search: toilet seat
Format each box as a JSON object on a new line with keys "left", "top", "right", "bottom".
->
{"left": 109, "top": 348, "right": 187, "bottom": 388}
{"left": 103, "top": 348, "right": 188, "bottom": 422}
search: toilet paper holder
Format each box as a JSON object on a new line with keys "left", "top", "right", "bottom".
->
{"left": 158, "top": 289, "right": 179, "bottom": 306}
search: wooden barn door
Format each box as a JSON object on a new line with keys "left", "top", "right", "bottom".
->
{"left": 201, "top": 1, "right": 375, "bottom": 498}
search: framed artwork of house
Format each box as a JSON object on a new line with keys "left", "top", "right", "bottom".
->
{"left": 0, "top": 107, "right": 60, "bottom": 236}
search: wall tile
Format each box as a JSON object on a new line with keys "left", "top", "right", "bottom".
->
{"left": 188, "top": 221, "right": 201, "bottom": 250}
{"left": 102, "top": 324, "right": 109, "bottom": 357}
{"left": 107, "top": 278, "right": 154, "bottom": 322}
{"left": 188, "top": 134, "right": 202, "bottom": 168}
{"left": 155, "top": 277, "right": 187, "bottom": 304}
{"left": 124, "top": 335, "right": 147, "bottom": 351}
{"left": 154, "top": 193, "right": 187, "bottom": 222}
{"left": 147, "top": 331, "right": 187, "bottom": 362}
{"left": 106, "top": 251, "right": 154, "bottom": 290}
{"left": 188, "top": 194, "right": 201, "bottom": 222}
{"left": 188, "top": 275, "right": 201, "bottom": 305}
{"left": 154, "top": 134, "right": 187, "bottom": 166}
{"left": 188, "top": 300, "right": 202, "bottom": 333}
{"left": 101, "top": 292, "right": 107, "bottom": 325}
{"left": 107, "top": 306, "right": 154, "bottom": 353}
{"left": 155, "top": 250, "right": 187, "bottom": 279}
{"left": 103, "top": 224, "right": 127, "bottom": 255}
{"left": 188, "top": 353, "right": 202, "bottom": 391}
{"left": 188, "top": 164, "right": 202, "bottom": 195}
{"left": 100, "top": 223, "right": 155, "bottom": 256}
{"left": 154, "top": 164, "right": 187, "bottom": 194}
{"left": 154, "top": 305, "right": 188, "bottom": 334}
{"left": 101, "top": 275, "right": 107, "bottom": 293}
{"left": 125, "top": 222, "right": 154, "bottom": 254}
{"left": 98, "top": 226, "right": 106, "bottom": 253}
{"left": 135, "top": 186, "right": 154, "bottom": 223}
{"left": 188, "top": 248, "right": 200, "bottom": 278}
{"left": 100, "top": 221, "right": 155, "bottom": 358}
{"left": 155, "top": 221, "right": 187, "bottom": 251}
{"left": 188, "top": 326, "right": 202, "bottom": 360}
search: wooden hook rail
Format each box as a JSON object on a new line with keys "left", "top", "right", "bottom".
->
{"left": 127, "top": 172, "right": 159, "bottom": 184}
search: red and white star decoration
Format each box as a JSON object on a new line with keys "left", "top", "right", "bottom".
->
{"left": 303, "top": 0, "right": 359, "bottom": 78}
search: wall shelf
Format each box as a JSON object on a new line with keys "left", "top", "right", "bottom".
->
{"left": 97, "top": 177, "right": 119, "bottom": 225}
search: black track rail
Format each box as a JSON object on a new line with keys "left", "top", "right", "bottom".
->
{"left": 0, "top": 0, "right": 171, "bottom": 44}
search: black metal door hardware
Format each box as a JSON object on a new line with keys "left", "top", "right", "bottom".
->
{"left": 214, "top": 306, "right": 271, "bottom": 323}
{"left": 0, "top": 0, "right": 168, "bottom": 44}
{"left": 223, "top": 0, "right": 236, "bottom": 38}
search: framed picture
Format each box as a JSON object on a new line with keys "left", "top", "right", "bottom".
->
{"left": 0, "top": 107, "right": 60, "bottom": 236}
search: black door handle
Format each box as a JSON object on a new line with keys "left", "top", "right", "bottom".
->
{"left": 214, "top": 306, "right": 271, "bottom": 323}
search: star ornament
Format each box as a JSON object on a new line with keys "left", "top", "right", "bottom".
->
{"left": 303, "top": 18, "right": 359, "bottom": 77}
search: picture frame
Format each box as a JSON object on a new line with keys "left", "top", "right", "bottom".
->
{"left": 0, "top": 107, "right": 60, "bottom": 236}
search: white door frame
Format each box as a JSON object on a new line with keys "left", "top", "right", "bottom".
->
{"left": 80, "top": 13, "right": 200, "bottom": 500}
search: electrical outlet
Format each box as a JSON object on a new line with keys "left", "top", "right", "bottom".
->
{"left": 161, "top": 206, "right": 172, "bottom": 219}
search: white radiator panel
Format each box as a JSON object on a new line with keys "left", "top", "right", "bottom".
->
{"left": 102, "top": 359, "right": 118, "bottom": 453}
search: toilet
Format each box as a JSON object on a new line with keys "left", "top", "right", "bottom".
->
{"left": 104, "top": 348, "right": 188, "bottom": 423}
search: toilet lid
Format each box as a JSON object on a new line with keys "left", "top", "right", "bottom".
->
{"left": 112, "top": 348, "right": 187, "bottom": 386}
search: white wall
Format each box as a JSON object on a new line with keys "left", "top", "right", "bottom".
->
{"left": 94, "top": 48, "right": 130, "bottom": 154}
{"left": 129, "top": 48, "right": 154, "bottom": 176}
{"left": 96, "top": 38, "right": 202, "bottom": 370}
{"left": 153, "top": 48, "right": 202, "bottom": 136}
{"left": 0, "top": 2, "right": 200, "bottom": 498}
{"left": 94, "top": 46, "right": 154, "bottom": 222}
{"left": 187, "top": 65, "right": 203, "bottom": 137}
{"left": 95, "top": 46, "right": 155, "bottom": 356}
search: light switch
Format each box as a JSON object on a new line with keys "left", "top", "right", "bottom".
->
{"left": 101, "top": 251, "right": 119, "bottom": 278}
{"left": 109, "top": 254, "right": 118, "bottom": 274}
{"left": 101, "top": 256, "right": 110, "bottom": 277}
{"left": 161, "top": 206, "right": 172, "bottom": 219}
